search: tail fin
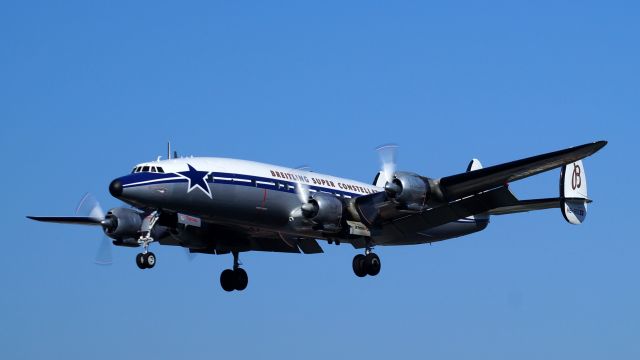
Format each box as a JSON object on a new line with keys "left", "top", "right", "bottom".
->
{"left": 560, "top": 160, "right": 589, "bottom": 224}
{"left": 466, "top": 158, "right": 483, "bottom": 172}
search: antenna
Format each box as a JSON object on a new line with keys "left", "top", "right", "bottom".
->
{"left": 167, "top": 142, "right": 171, "bottom": 159}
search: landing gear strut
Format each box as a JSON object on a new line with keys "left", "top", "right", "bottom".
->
{"left": 352, "top": 246, "right": 381, "bottom": 277}
{"left": 220, "top": 251, "right": 249, "bottom": 292}
{"left": 136, "top": 211, "right": 159, "bottom": 270}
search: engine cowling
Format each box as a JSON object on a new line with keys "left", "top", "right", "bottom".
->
{"left": 102, "top": 207, "right": 143, "bottom": 239}
{"left": 385, "top": 172, "right": 431, "bottom": 209}
{"left": 301, "top": 193, "right": 343, "bottom": 232}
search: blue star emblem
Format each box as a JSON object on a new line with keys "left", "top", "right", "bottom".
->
{"left": 176, "top": 164, "right": 212, "bottom": 198}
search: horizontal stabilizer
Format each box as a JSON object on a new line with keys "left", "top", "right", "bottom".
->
{"left": 27, "top": 216, "right": 102, "bottom": 226}
{"left": 489, "top": 197, "right": 592, "bottom": 215}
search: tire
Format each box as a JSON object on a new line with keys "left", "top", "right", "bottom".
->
{"left": 365, "top": 253, "right": 381, "bottom": 276}
{"left": 144, "top": 252, "right": 156, "bottom": 269}
{"left": 352, "top": 254, "right": 367, "bottom": 277}
{"left": 220, "top": 269, "right": 235, "bottom": 292}
{"left": 234, "top": 268, "right": 249, "bottom": 291}
{"left": 136, "top": 253, "right": 146, "bottom": 269}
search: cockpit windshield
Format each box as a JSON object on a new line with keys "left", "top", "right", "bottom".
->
{"left": 131, "top": 165, "right": 165, "bottom": 174}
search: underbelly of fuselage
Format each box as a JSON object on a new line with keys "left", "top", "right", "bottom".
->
{"left": 132, "top": 181, "right": 489, "bottom": 246}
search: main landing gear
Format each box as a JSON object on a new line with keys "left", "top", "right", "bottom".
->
{"left": 352, "top": 247, "right": 381, "bottom": 277}
{"left": 220, "top": 251, "right": 249, "bottom": 292}
{"left": 136, "top": 252, "right": 156, "bottom": 269}
{"left": 135, "top": 211, "right": 159, "bottom": 270}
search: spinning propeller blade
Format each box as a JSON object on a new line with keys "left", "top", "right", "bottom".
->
{"left": 293, "top": 165, "right": 311, "bottom": 204}
{"left": 75, "top": 193, "right": 105, "bottom": 221}
{"left": 376, "top": 144, "right": 398, "bottom": 184}
{"left": 75, "top": 193, "right": 113, "bottom": 265}
{"left": 94, "top": 236, "right": 114, "bottom": 265}
{"left": 292, "top": 166, "right": 318, "bottom": 217}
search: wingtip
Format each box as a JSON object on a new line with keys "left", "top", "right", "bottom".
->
{"left": 594, "top": 140, "right": 608, "bottom": 151}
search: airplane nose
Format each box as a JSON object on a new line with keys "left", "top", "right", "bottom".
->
{"left": 109, "top": 179, "right": 123, "bottom": 197}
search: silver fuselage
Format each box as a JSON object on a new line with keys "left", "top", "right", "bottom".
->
{"left": 111, "top": 157, "right": 488, "bottom": 248}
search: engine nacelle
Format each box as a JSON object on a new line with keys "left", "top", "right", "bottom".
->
{"left": 103, "top": 207, "right": 143, "bottom": 239}
{"left": 302, "top": 193, "right": 343, "bottom": 232}
{"left": 385, "top": 172, "right": 431, "bottom": 210}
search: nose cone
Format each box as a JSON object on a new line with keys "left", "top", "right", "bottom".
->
{"left": 109, "top": 179, "right": 123, "bottom": 198}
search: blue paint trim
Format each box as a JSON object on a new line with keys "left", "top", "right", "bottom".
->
{"left": 124, "top": 172, "right": 182, "bottom": 182}
{"left": 120, "top": 171, "right": 373, "bottom": 198}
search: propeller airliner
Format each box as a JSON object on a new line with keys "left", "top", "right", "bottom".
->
{"left": 28, "top": 141, "right": 607, "bottom": 292}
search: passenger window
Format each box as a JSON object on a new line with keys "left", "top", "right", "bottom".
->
{"left": 142, "top": 166, "right": 150, "bottom": 172}
{"left": 151, "top": 167, "right": 157, "bottom": 173}
{"left": 156, "top": 167, "right": 164, "bottom": 173}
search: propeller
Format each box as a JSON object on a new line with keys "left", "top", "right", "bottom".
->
{"left": 376, "top": 144, "right": 398, "bottom": 183}
{"left": 75, "top": 193, "right": 114, "bottom": 265}
{"left": 94, "top": 236, "right": 114, "bottom": 265}
{"left": 376, "top": 144, "right": 401, "bottom": 195}
{"left": 292, "top": 166, "right": 317, "bottom": 218}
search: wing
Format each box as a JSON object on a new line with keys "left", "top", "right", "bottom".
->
{"left": 437, "top": 141, "right": 606, "bottom": 201}
{"left": 355, "top": 141, "right": 607, "bottom": 229}
{"left": 27, "top": 216, "right": 102, "bottom": 226}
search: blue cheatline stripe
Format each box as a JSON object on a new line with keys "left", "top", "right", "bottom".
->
{"left": 120, "top": 171, "right": 376, "bottom": 198}
{"left": 120, "top": 172, "right": 493, "bottom": 224}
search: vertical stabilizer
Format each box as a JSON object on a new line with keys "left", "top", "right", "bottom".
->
{"left": 466, "top": 158, "right": 483, "bottom": 172}
{"left": 560, "top": 160, "right": 589, "bottom": 224}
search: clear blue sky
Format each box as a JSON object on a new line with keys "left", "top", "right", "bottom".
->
{"left": 1, "top": 1, "right": 638, "bottom": 359}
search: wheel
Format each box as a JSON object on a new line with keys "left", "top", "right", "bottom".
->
{"left": 352, "top": 254, "right": 367, "bottom": 277}
{"left": 220, "top": 269, "right": 235, "bottom": 292}
{"left": 364, "top": 253, "right": 381, "bottom": 276}
{"left": 143, "top": 252, "right": 156, "bottom": 269}
{"left": 136, "top": 253, "right": 146, "bottom": 269}
{"left": 234, "top": 268, "right": 248, "bottom": 291}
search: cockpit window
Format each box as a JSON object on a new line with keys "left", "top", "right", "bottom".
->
{"left": 133, "top": 165, "right": 166, "bottom": 173}
{"left": 132, "top": 167, "right": 136, "bottom": 173}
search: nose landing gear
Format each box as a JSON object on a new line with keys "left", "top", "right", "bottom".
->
{"left": 220, "top": 251, "right": 249, "bottom": 292}
{"left": 135, "top": 211, "right": 159, "bottom": 270}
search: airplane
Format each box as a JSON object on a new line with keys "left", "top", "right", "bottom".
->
{"left": 28, "top": 141, "right": 607, "bottom": 292}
